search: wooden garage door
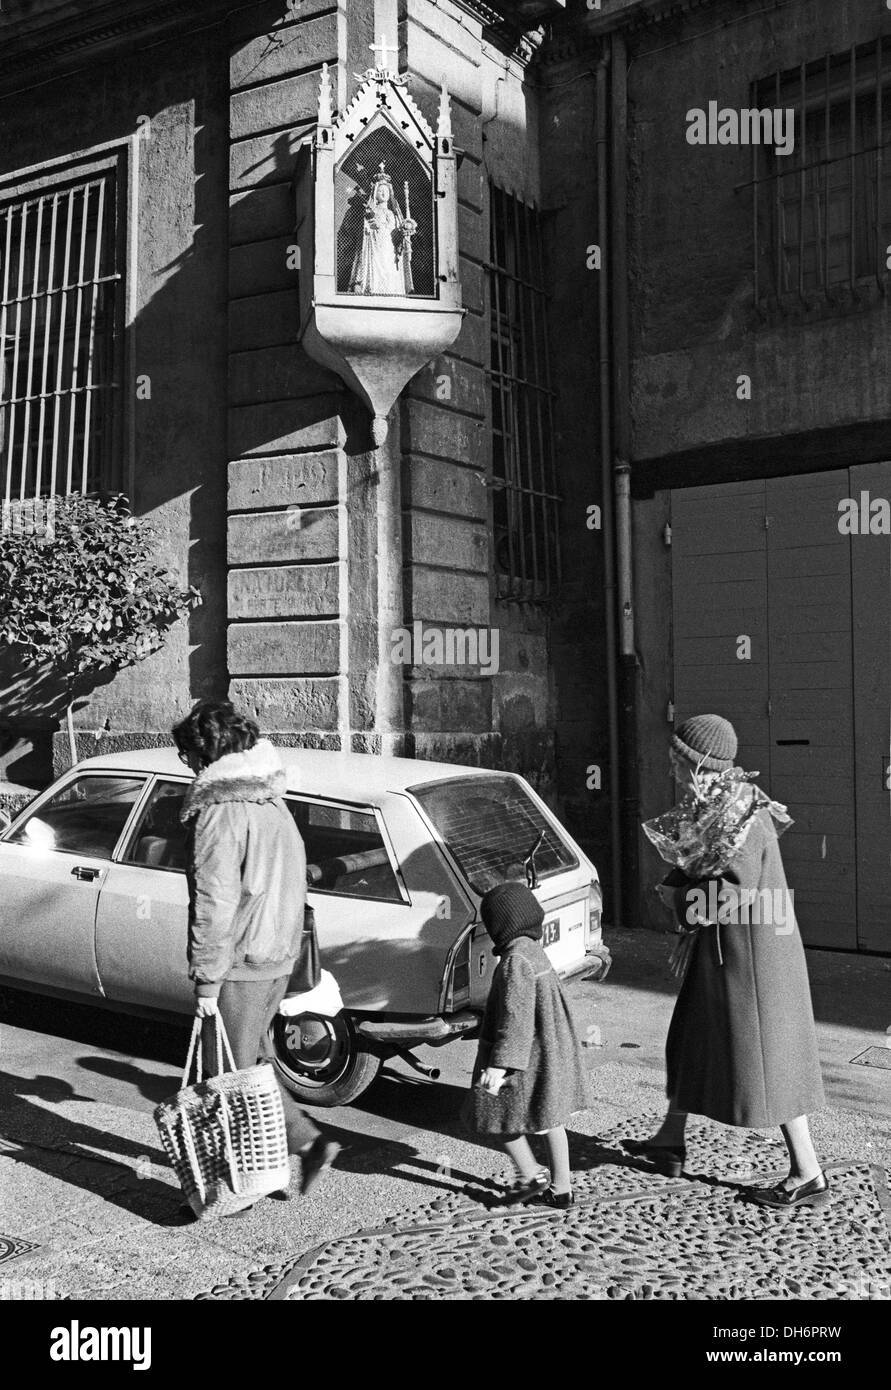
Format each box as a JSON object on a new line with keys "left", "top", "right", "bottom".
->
{"left": 850, "top": 462, "right": 891, "bottom": 953}
{"left": 671, "top": 467, "right": 888, "bottom": 952}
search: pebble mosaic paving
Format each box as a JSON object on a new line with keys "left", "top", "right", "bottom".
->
{"left": 196, "top": 1115, "right": 891, "bottom": 1301}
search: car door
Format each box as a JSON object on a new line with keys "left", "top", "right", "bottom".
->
{"left": 0, "top": 772, "right": 149, "bottom": 996}
{"left": 94, "top": 777, "right": 194, "bottom": 1013}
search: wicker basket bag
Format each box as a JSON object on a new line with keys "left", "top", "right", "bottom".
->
{"left": 155, "top": 1013, "right": 291, "bottom": 1220}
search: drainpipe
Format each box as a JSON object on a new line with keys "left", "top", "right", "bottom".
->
{"left": 595, "top": 54, "right": 623, "bottom": 929}
{"left": 375, "top": 406, "right": 405, "bottom": 758}
{"left": 609, "top": 31, "right": 640, "bottom": 926}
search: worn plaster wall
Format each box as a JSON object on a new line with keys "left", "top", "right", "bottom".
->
{"left": 627, "top": 1, "right": 891, "bottom": 459}
{"left": 0, "top": 25, "right": 229, "bottom": 779}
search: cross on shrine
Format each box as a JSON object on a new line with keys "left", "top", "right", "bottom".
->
{"left": 369, "top": 33, "right": 397, "bottom": 71}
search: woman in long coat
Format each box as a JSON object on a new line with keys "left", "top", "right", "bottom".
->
{"left": 467, "top": 882, "right": 589, "bottom": 1208}
{"left": 173, "top": 700, "right": 339, "bottom": 1207}
{"left": 624, "top": 714, "right": 828, "bottom": 1210}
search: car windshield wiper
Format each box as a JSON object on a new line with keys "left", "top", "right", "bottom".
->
{"left": 524, "top": 830, "right": 546, "bottom": 889}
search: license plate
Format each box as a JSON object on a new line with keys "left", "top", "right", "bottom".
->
{"left": 542, "top": 918, "right": 560, "bottom": 947}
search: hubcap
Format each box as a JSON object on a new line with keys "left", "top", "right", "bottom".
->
{"left": 273, "top": 1012, "right": 352, "bottom": 1089}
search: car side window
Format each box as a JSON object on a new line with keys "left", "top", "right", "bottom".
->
{"left": 286, "top": 798, "right": 403, "bottom": 902}
{"left": 121, "top": 780, "right": 189, "bottom": 872}
{"left": 6, "top": 775, "right": 147, "bottom": 859}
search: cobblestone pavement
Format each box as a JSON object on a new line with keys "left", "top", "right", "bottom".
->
{"left": 195, "top": 1113, "right": 891, "bottom": 1301}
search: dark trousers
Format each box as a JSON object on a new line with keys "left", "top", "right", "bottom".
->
{"left": 201, "top": 975, "right": 320, "bottom": 1155}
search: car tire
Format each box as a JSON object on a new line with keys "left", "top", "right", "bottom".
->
{"left": 269, "top": 1011, "right": 382, "bottom": 1107}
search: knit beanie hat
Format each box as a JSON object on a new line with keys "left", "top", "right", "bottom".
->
{"left": 672, "top": 713, "right": 738, "bottom": 772}
{"left": 480, "top": 882, "right": 544, "bottom": 954}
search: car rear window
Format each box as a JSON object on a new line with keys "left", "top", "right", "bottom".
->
{"left": 410, "top": 775, "right": 577, "bottom": 894}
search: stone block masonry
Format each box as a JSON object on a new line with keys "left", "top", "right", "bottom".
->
{"left": 226, "top": 3, "right": 348, "bottom": 743}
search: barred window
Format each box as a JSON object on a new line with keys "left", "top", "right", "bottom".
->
{"left": 487, "top": 182, "right": 560, "bottom": 602}
{"left": 0, "top": 159, "right": 124, "bottom": 506}
{"left": 752, "top": 38, "right": 891, "bottom": 308}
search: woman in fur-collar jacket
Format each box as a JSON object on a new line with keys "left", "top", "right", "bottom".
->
{"left": 173, "top": 700, "right": 338, "bottom": 1202}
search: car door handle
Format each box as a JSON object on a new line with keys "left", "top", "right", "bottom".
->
{"left": 71, "top": 865, "right": 101, "bottom": 882}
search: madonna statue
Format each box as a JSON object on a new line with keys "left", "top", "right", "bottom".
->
{"left": 349, "top": 163, "right": 416, "bottom": 296}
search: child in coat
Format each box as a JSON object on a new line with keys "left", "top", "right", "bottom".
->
{"left": 467, "top": 881, "right": 589, "bottom": 1208}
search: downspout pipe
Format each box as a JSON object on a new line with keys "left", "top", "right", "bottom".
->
{"left": 595, "top": 53, "right": 623, "bottom": 929}
{"left": 609, "top": 30, "right": 641, "bottom": 927}
{"left": 375, "top": 405, "right": 405, "bottom": 758}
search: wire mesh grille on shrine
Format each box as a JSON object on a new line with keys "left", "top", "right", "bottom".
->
{"left": 335, "top": 126, "right": 436, "bottom": 298}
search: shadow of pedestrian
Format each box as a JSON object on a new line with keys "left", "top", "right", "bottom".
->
{"left": 0, "top": 1068, "right": 182, "bottom": 1225}
{"left": 76, "top": 1056, "right": 180, "bottom": 1106}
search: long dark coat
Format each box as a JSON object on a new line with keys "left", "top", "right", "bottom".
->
{"left": 467, "top": 936, "right": 588, "bottom": 1136}
{"left": 666, "top": 805, "right": 825, "bottom": 1128}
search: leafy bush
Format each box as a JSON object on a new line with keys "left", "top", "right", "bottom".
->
{"left": 0, "top": 494, "right": 199, "bottom": 757}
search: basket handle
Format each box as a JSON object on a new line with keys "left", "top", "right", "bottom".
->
{"left": 179, "top": 1108, "right": 207, "bottom": 1207}
{"left": 182, "top": 1010, "right": 239, "bottom": 1088}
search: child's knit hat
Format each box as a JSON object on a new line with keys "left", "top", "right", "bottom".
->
{"left": 480, "top": 881, "right": 544, "bottom": 955}
{"left": 671, "top": 713, "right": 738, "bottom": 772}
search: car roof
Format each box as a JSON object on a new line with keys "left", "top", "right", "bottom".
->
{"left": 72, "top": 745, "right": 517, "bottom": 807}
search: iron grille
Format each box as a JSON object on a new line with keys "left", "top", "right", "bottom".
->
{"left": 750, "top": 37, "right": 891, "bottom": 307}
{"left": 487, "top": 182, "right": 560, "bottom": 603}
{"left": 335, "top": 124, "right": 436, "bottom": 297}
{"left": 0, "top": 165, "right": 123, "bottom": 506}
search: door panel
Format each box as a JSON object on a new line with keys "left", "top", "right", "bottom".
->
{"left": 95, "top": 862, "right": 193, "bottom": 1013}
{"left": 671, "top": 471, "right": 862, "bottom": 951}
{"left": 0, "top": 773, "right": 148, "bottom": 994}
{"left": 95, "top": 778, "right": 194, "bottom": 1011}
{"left": 851, "top": 460, "right": 891, "bottom": 952}
{"left": 766, "top": 471, "right": 857, "bottom": 951}
{"left": 0, "top": 843, "right": 105, "bottom": 995}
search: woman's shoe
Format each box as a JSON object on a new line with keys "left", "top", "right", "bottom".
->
{"left": 747, "top": 1171, "right": 830, "bottom": 1210}
{"left": 501, "top": 1168, "right": 550, "bottom": 1207}
{"left": 621, "top": 1138, "right": 686, "bottom": 1178}
{"left": 540, "top": 1186, "right": 575, "bottom": 1209}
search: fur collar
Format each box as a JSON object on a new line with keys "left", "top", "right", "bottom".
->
{"left": 181, "top": 739, "right": 288, "bottom": 821}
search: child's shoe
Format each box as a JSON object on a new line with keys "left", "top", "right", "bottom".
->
{"left": 540, "top": 1186, "right": 574, "bottom": 1209}
{"left": 501, "top": 1167, "right": 550, "bottom": 1206}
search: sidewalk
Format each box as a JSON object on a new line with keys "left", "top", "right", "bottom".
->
{"left": 1, "top": 928, "right": 889, "bottom": 1301}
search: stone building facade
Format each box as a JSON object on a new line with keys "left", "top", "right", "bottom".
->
{"left": 2, "top": 0, "right": 888, "bottom": 950}
{"left": 0, "top": 1, "right": 613, "bottom": 901}
{"left": 572, "top": 0, "right": 891, "bottom": 951}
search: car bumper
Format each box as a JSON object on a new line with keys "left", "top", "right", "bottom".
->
{"left": 355, "top": 1010, "right": 480, "bottom": 1045}
{"left": 560, "top": 944, "right": 612, "bottom": 983}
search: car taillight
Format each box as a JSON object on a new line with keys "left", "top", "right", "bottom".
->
{"left": 587, "top": 880, "right": 603, "bottom": 947}
{"left": 445, "top": 931, "right": 472, "bottom": 1011}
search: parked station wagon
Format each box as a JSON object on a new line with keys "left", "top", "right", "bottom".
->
{"left": 0, "top": 748, "right": 609, "bottom": 1105}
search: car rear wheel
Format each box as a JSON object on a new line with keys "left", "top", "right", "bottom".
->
{"left": 269, "top": 1012, "right": 381, "bottom": 1107}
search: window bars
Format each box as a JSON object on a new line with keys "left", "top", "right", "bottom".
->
{"left": 487, "top": 182, "right": 560, "bottom": 603}
{"left": 0, "top": 165, "right": 123, "bottom": 508}
{"left": 750, "top": 37, "right": 891, "bottom": 308}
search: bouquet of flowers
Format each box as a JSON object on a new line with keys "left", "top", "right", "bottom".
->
{"left": 642, "top": 765, "right": 792, "bottom": 976}
{"left": 642, "top": 765, "right": 792, "bottom": 881}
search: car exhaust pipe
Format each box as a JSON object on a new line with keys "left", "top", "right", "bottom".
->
{"left": 396, "top": 1048, "right": 440, "bottom": 1081}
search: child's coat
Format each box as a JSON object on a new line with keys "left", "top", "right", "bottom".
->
{"left": 468, "top": 936, "right": 588, "bottom": 1135}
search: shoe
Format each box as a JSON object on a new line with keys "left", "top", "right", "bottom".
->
{"left": 500, "top": 1168, "right": 550, "bottom": 1207}
{"left": 223, "top": 1202, "right": 255, "bottom": 1218}
{"left": 540, "top": 1186, "right": 575, "bottom": 1209}
{"left": 300, "top": 1137, "right": 341, "bottom": 1196}
{"left": 747, "top": 1171, "right": 830, "bottom": 1210}
{"left": 621, "top": 1138, "right": 686, "bottom": 1178}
